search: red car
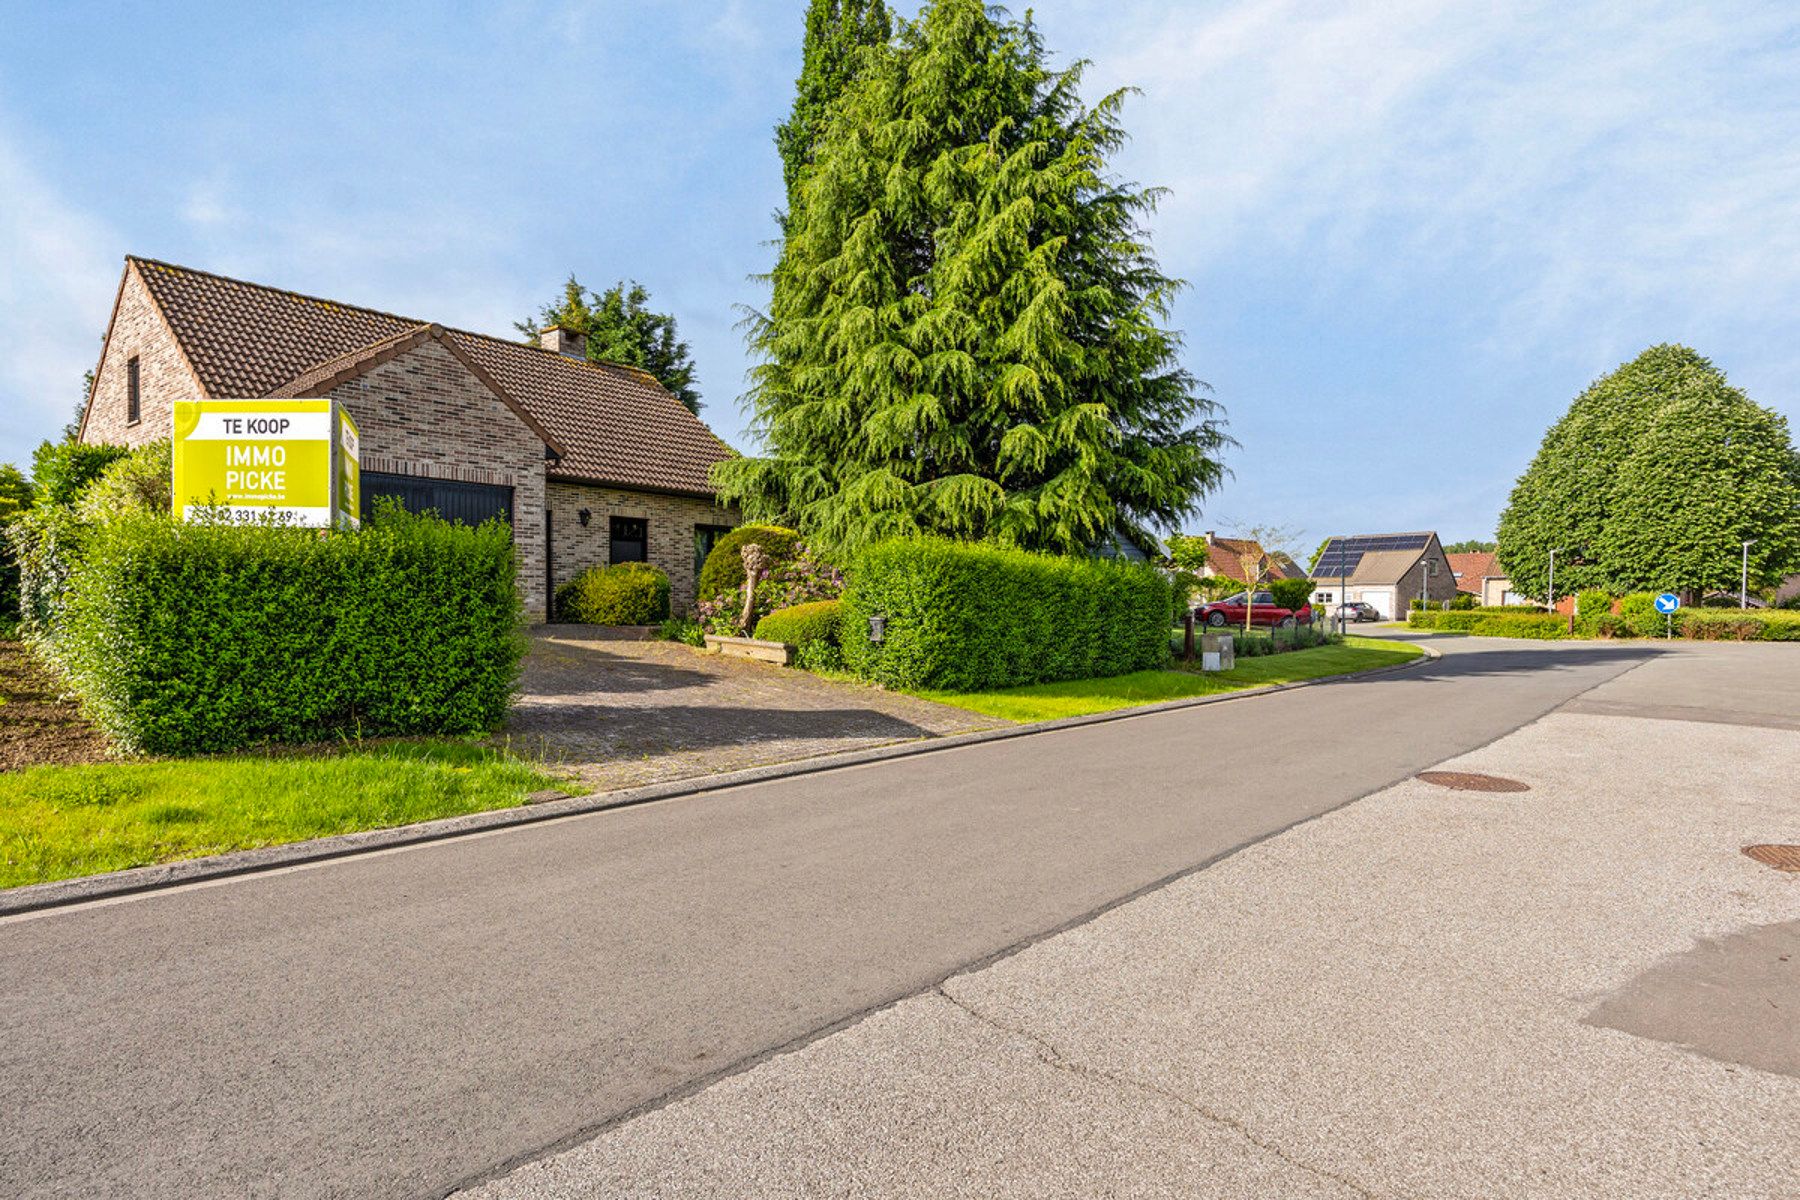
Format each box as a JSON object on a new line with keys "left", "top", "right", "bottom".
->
{"left": 1196, "top": 590, "right": 1313, "bottom": 629}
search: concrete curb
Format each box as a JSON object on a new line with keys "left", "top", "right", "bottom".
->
{"left": 0, "top": 642, "right": 1439, "bottom": 918}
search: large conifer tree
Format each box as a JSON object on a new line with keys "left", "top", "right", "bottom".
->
{"left": 717, "top": 0, "right": 1228, "bottom": 557}
{"left": 775, "top": 0, "right": 893, "bottom": 214}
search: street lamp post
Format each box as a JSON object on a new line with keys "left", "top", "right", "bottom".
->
{"left": 1742, "top": 539, "right": 1756, "bottom": 609}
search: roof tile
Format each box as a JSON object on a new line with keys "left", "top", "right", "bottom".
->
{"left": 129, "top": 257, "right": 735, "bottom": 496}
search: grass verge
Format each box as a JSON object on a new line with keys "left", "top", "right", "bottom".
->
{"left": 0, "top": 739, "right": 578, "bottom": 890}
{"left": 919, "top": 637, "right": 1424, "bottom": 723}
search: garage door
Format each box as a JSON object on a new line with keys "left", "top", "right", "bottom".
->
{"left": 1359, "top": 588, "right": 1395, "bottom": 620}
{"left": 361, "top": 471, "right": 514, "bottom": 532}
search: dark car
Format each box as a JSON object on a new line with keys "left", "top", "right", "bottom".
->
{"left": 1196, "top": 590, "right": 1312, "bottom": 629}
{"left": 1336, "top": 601, "right": 1380, "bottom": 623}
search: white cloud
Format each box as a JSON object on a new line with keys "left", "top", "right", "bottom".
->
{"left": 1080, "top": 0, "right": 1800, "bottom": 365}
{"left": 0, "top": 128, "right": 120, "bottom": 463}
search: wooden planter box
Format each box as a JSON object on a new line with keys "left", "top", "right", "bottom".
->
{"left": 703, "top": 635, "right": 794, "bottom": 666}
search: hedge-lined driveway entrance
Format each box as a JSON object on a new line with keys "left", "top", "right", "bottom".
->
{"left": 506, "top": 627, "right": 997, "bottom": 792}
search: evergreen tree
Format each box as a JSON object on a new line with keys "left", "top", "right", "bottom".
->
{"left": 776, "top": 0, "right": 893, "bottom": 214}
{"left": 717, "top": 0, "right": 1228, "bottom": 558}
{"left": 519, "top": 277, "right": 702, "bottom": 414}
{"left": 1498, "top": 344, "right": 1800, "bottom": 598}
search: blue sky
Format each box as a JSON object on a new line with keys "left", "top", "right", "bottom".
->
{"left": 4, "top": 0, "right": 1798, "bottom": 553}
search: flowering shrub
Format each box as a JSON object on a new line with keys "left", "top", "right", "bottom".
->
{"left": 697, "top": 543, "right": 844, "bottom": 635}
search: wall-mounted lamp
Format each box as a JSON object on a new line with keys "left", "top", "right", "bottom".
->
{"left": 578, "top": 509, "right": 592, "bottom": 527}
{"left": 868, "top": 615, "right": 886, "bottom": 644}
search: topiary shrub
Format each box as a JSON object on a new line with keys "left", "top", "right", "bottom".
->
{"left": 54, "top": 504, "right": 523, "bottom": 754}
{"left": 697, "top": 544, "right": 843, "bottom": 636}
{"left": 1269, "top": 578, "right": 1314, "bottom": 613}
{"left": 754, "top": 599, "right": 843, "bottom": 648}
{"left": 555, "top": 562, "right": 671, "bottom": 624}
{"left": 840, "top": 537, "right": 1172, "bottom": 691}
{"left": 697, "top": 525, "right": 801, "bottom": 601}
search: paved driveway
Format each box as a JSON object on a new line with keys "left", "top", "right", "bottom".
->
{"left": 505, "top": 626, "right": 996, "bottom": 791}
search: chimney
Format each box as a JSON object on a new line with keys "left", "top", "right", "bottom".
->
{"left": 539, "top": 325, "right": 586, "bottom": 360}
{"left": 1204, "top": 530, "right": 1216, "bottom": 545}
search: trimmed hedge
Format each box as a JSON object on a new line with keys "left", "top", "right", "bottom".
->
{"left": 697, "top": 524, "right": 801, "bottom": 602}
{"left": 55, "top": 507, "right": 524, "bottom": 754}
{"left": 1414, "top": 592, "right": 1800, "bottom": 641}
{"left": 555, "top": 561, "right": 670, "bottom": 624}
{"left": 840, "top": 538, "right": 1172, "bottom": 691}
{"left": 1409, "top": 605, "right": 1546, "bottom": 631}
{"left": 1676, "top": 609, "right": 1800, "bottom": 641}
{"left": 1469, "top": 614, "right": 1569, "bottom": 639}
{"left": 754, "top": 599, "right": 844, "bottom": 648}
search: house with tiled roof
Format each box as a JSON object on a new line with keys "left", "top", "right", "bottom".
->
{"left": 1445, "top": 551, "right": 1518, "bottom": 607}
{"left": 1191, "top": 532, "right": 1306, "bottom": 586}
{"left": 1308, "top": 531, "right": 1457, "bottom": 620}
{"left": 79, "top": 257, "right": 740, "bottom": 619}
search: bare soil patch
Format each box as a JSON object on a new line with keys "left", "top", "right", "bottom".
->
{"left": 0, "top": 640, "right": 111, "bottom": 771}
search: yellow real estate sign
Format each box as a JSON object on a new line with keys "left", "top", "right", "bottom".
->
{"left": 172, "top": 399, "right": 360, "bottom": 528}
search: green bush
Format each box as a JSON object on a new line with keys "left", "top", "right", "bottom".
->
{"left": 1269, "top": 578, "right": 1315, "bottom": 612}
{"left": 554, "top": 561, "right": 670, "bottom": 624}
{"left": 1449, "top": 592, "right": 1478, "bottom": 610}
{"left": 6, "top": 504, "right": 89, "bottom": 639}
{"left": 754, "top": 599, "right": 844, "bottom": 648}
{"left": 697, "top": 524, "right": 801, "bottom": 601}
{"left": 1677, "top": 609, "right": 1800, "bottom": 641}
{"left": 1617, "top": 592, "right": 1664, "bottom": 637}
{"left": 655, "top": 616, "right": 707, "bottom": 646}
{"left": 1469, "top": 613, "right": 1569, "bottom": 639}
{"left": 1409, "top": 605, "right": 1549, "bottom": 631}
{"left": 1169, "top": 569, "right": 1203, "bottom": 618}
{"left": 30, "top": 440, "right": 131, "bottom": 507}
{"left": 75, "top": 439, "right": 172, "bottom": 520}
{"left": 54, "top": 505, "right": 523, "bottom": 754}
{"left": 840, "top": 538, "right": 1172, "bottom": 691}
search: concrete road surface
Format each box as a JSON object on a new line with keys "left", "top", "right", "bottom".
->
{"left": 473, "top": 639, "right": 1799, "bottom": 1199}
{"left": 0, "top": 634, "right": 1748, "bottom": 1198}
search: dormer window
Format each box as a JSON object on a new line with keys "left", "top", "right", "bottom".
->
{"left": 126, "top": 356, "right": 141, "bottom": 424}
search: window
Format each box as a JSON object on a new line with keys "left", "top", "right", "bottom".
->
{"left": 126, "top": 356, "right": 141, "bottom": 425}
{"left": 694, "top": 523, "right": 733, "bottom": 580}
{"left": 610, "top": 516, "right": 648, "bottom": 564}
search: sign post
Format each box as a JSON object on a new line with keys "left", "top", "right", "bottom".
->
{"left": 1654, "top": 591, "right": 1680, "bottom": 639}
{"left": 173, "top": 399, "right": 360, "bottom": 529}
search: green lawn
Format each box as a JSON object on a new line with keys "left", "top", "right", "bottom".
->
{"left": 0, "top": 739, "right": 577, "bottom": 890}
{"left": 920, "top": 637, "right": 1424, "bottom": 723}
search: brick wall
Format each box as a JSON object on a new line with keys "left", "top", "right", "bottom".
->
{"left": 81, "top": 264, "right": 201, "bottom": 448}
{"left": 1393, "top": 546, "right": 1461, "bottom": 616}
{"left": 546, "top": 480, "right": 737, "bottom": 615}
{"left": 325, "top": 340, "right": 550, "bottom": 619}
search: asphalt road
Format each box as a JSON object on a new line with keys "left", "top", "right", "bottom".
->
{"left": 0, "top": 635, "right": 1668, "bottom": 1198}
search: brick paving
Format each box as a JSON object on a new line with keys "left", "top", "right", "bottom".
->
{"left": 504, "top": 626, "right": 1000, "bottom": 792}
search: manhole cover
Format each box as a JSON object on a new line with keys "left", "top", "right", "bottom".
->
{"left": 1416, "top": 771, "right": 1530, "bottom": 793}
{"left": 1743, "top": 844, "right": 1800, "bottom": 873}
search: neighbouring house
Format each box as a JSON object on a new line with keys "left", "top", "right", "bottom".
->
{"left": 78, "top": 257, "right": 740, "bottom": 621}
{"left": 1192, "top": 531, "right": 1306, "bottom": 587}
{"left": 1309, "top": 531, "right": 1457, "bottom": 620}
{"left": 1446, "top": 551, "right": 1520, "bottom": 607}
